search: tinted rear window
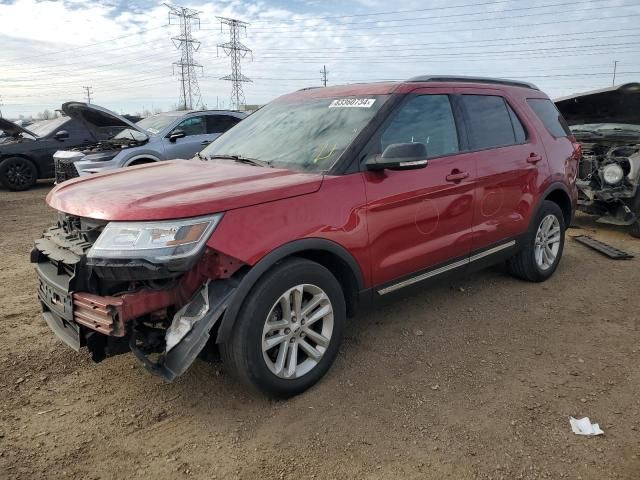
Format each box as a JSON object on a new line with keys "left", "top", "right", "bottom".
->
{"left": 460, "top": 95, "right": 517, "bottom": 150}
{"left": 526, "top": 98, "right": 572, "bottom": 137}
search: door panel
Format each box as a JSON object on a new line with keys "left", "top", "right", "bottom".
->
{"left": 363, "top": 89, "right": 476, "bottom": 287}
{"left": 364, "top": 154, "right": 476, "bottom": 286}
{"left": 456, "top": 89, "right": 549, "bottom": 251}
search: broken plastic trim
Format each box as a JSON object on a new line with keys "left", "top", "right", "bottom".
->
{"left": 165, "top": 281, "right": 211, "bottom": 352}
{"left": 130, "top": 279, "right": 237, "bottom": 381}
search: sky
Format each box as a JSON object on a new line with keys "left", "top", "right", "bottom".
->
{"left": 1, "top": 0, "right": 639, "bottom": 118}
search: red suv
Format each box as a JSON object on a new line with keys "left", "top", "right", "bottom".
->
{"left": 32, "top": 76, "right": 580, "bottom": 397}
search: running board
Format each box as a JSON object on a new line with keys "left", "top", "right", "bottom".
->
{"left": 572, "top": 235, "right": 634, "bottom": 260}
{"left": 377, "top": 240, "right": 516, "bottom": 295}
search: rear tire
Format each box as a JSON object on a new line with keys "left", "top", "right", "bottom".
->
{"left": 508, "top": 200, "right": 566, "bottom": 282}
{"left": 220, "top": 257, "right": 346, "bottom": 398}
{"left": 0, "top": 157, "right": 37, "bottom": 191}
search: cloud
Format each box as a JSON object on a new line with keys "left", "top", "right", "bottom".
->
{"left": 1, "top": 0, "right": 639, "bottom": 118}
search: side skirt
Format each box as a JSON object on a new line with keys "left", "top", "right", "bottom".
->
{"left": 375, "top": 237, "right": 523, "bottom": 297}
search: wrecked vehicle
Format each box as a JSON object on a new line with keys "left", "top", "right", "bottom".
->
{"left": 32, "top": 76, "right": 578, "bottom": 397}
{"left": 555, "top": 83, "right": 640, "bottom": 237}
{"left": 0, "top": 115, "right": 102, "bottom": 191}
{"left": 53, "top": 103, "right": 246, "bottom": 183}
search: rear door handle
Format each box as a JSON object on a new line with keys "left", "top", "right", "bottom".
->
{"left": 527, "top": 153, "right": 543, "bottom": 164}
{"left": 445, "top": 170, "right": 469, "bottom": 182}
{"left": 201, "top": 140, "right": 211, "bottom": 145}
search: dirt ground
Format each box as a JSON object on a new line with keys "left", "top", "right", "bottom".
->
{"left": 0, "top": 182, "right": 638, "bottom": 480}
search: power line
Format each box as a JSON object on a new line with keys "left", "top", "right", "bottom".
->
{"left": 217, "top": 16, "right": 252, "bottom": 110}
{"left": 166, "top": 3, "right": 203, "bottom": 110}
{"left": 83, "top": 86, "right": 93, "bottom": 103}
{"left": 248, "top": 0, "right": 622, "bottom": 32}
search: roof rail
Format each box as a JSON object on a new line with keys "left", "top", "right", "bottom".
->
{"left": 407, "top": 75, "right": 539, "bottom": 90}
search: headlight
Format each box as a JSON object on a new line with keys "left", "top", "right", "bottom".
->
{"left": 87, "top": 214, "right": 222, "bottom": 262}
{"left": 602, "top": 163, "right": 624, "bottom": 185}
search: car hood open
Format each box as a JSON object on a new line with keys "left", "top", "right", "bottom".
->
{"left": 61, "top": 101, "right": 149, "bottom": 140}
{"left": 47, "top": 160, "right": 323, "bottom": 221}
{"left": 555, "top": 82, "right": 640, "bottom": 126}
{"left": 0, "top": 117, "right": 38, "bottom": 139}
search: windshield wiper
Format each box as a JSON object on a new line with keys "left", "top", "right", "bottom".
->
{"left": 206, "top": 154, "right": 273, "bottom": 168}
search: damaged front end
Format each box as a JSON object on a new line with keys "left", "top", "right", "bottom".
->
{"left": 555, "top": 83, "right": 640, "bottom": 231}
{"left": 575, "top": 142, "right": 640, "bottom": 226}
{"left": 31, "top": 213, "right": 244, "bottom": 380}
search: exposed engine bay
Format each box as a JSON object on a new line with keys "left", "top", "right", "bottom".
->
{"left": 555, "top": 83, "right": 640, "bottom": 236}
{"left": 66, "top": 136, "right": 147, "bottom": 154}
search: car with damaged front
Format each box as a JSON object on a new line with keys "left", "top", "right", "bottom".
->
{"left": 555, "top": 83, "right": 640, "bottom": 237}
{"left": 0, "top": 115, "right": 106, "bottom": 191}
{"left": 53, "top": 103, "right": 247, "bottom": 183}
{"left": 32, "top": 76, "right": 579, "bottom": 397}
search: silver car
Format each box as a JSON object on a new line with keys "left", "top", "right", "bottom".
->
{"left": 53, "top": 102, "right": 246, "bottom": 182}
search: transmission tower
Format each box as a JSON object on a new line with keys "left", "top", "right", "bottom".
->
{"left": 321, "top": 65, "right": 328, "bottom": 87}
{"left": 166, "top": 3, "right": 203, "bottom": 110}
{"left": 83, "top": 86, "right": 93, "bottom": 103}
{"left": 217, "top": 17, "right": 252, "bottom": 110}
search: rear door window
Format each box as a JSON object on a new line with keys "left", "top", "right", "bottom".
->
{"left": 206, "top": 115, "right": 241, "bottom": 134}
{"left": 380, "top": 94, "right": 459, "bottom": 158}
{"left": 460, "top": 95, "right": 517, "bottom": 150}
{"left": 526, "top": 98, "right": 572, "bottom": 137}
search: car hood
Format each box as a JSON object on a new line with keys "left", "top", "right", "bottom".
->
{"left": 47, "top": 160, "right": 324, "bottom": 221}
{"left": 555, "top": 82, "right": 640, "bottom": 126}
{"left": 61, "top": 101, "right": 149, "bottom": 140}
{"left": 0, "top": 117, "right": 38, "bottom": 138}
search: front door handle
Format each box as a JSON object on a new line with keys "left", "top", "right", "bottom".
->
{"left": 527, "top": 153, "right": 543, "bottom": 164}
{"left": 201, "top": 140, "right": 211, "bottom": 145}
{"left": 445, "top": 170, "right": 470, "bottom": 182}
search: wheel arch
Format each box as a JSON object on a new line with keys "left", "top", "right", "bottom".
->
{"left": 214, "top": 238, "right": 365, "bottom": 344}
{"left": 0, "top": 154, "right": 40, "bottom": 176}
{"left": 125, "top": 154, "right": 161, "bottom": 166}
{"left": 532, "top": 183, "right": 574, "bottom": 229}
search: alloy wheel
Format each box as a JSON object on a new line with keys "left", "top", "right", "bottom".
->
{"left": 262, "top": 284, "right": 334, "bottom": 379}
{"left": 6, "top": 161, "right": 34, "bottom": 188}
{"left": 534, "top": 214, "right": 561, "bottom": 271}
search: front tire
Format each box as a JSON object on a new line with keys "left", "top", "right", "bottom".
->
{"left": 508, "top": 200, "right": 566, "bottom": 282}
{"left": 0, "top": 157, "right": 37, "bottom": 191}
{"left": 220, "top": 258, "right": 346, "bottom": 398}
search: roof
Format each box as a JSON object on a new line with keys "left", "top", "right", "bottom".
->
{"left": 407, "top": 75, "right": 539, "bottom": 90}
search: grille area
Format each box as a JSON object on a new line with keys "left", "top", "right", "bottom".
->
{"left": 55, "top": 159, "right": 79, "bottom": 183}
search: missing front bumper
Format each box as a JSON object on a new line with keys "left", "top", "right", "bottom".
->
{"left": 130, "top": 279, "right": 237, "bottom": 381}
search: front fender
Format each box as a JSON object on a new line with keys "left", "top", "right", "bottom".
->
{"left": 214, "top": 238, "right": 364, "bottom": 344}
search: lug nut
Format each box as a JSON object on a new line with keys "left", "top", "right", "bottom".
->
{"left": 284, "top": 328, "right": 291, "bottom": 334}
{"left": 290, "top": 338, "right": 295, "bottom": 343}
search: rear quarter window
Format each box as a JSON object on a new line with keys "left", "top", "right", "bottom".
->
{"left": 526, "top": 98, "right": 572, "bottom": 137}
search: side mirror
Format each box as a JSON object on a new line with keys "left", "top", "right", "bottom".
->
{"left": 54, "top": 130, "right": 69, "bottom": 141}
{"left": 169, "top": 130, "right": 186, "bottom": 142}
{"left": 365, "top": 142, "right": 428, "bottom": 171}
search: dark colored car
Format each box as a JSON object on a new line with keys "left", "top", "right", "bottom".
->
{"left": 0, "top": 115, "right": 105, "bottom": 191}
{"left": 32, "top": 76, "right": 579, "bottom": 397}
{"left": 555, "top": 83, "right": 640, "bottom": 237}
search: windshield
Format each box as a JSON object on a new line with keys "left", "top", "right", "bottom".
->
{"left": 201, "top": 95, "right": 389, "bottom": 172}
{"left": 113, "top": 114, "right": 175, "bottom": 140}
{"left": 28, "top": 117, "right": 69, "bottom": 137}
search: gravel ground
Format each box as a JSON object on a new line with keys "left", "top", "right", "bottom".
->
{"left": 1, "top": 182, "right": 639, "bottom": 480}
